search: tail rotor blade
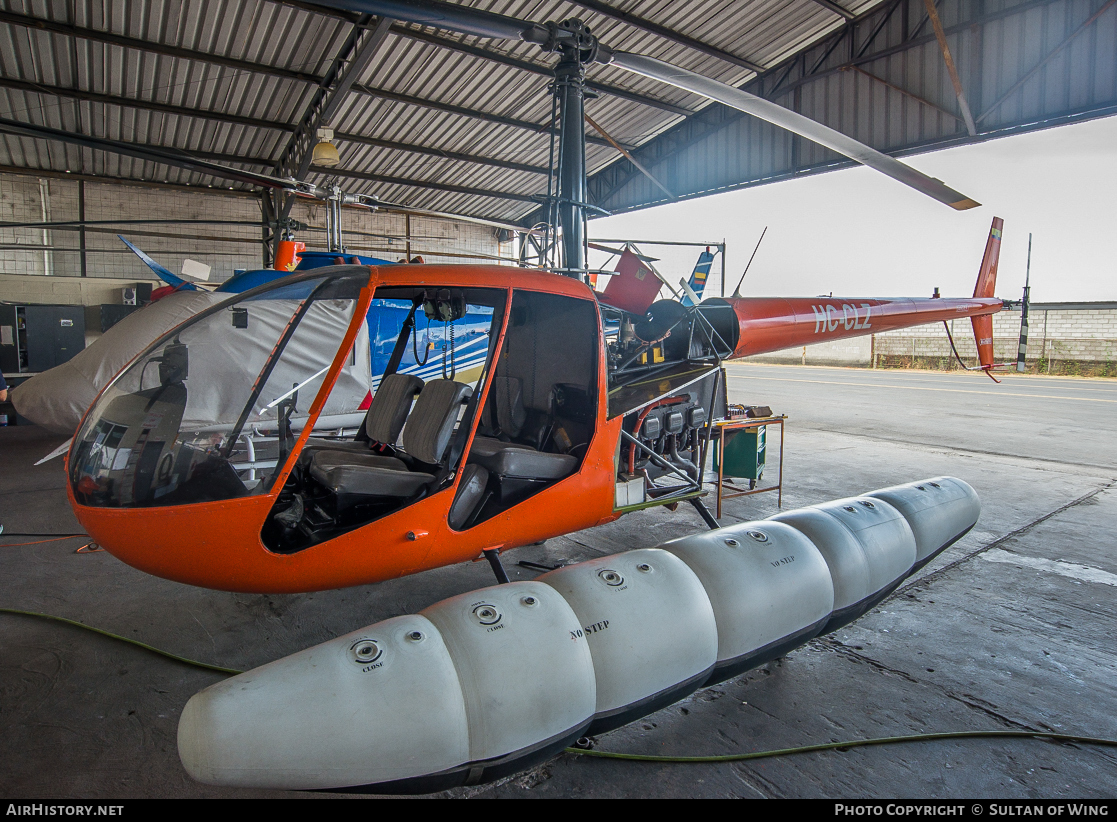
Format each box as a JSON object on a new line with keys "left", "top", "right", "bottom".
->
{"left": 118, "top": 236, "right": 198, "bottom": 291}
{"left": 609, "top": 52, "right": 980, "bottom": 211}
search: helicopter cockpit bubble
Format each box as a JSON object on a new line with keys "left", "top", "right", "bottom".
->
{"left": 69, "top": 270, "right": 371, "bottom": 509}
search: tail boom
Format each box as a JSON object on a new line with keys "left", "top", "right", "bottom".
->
{"left": 717, "top": 217, "right": 1006, "bottom": 366}
{"left": 718, "top": 295, "right": 1002, "bottom": 360}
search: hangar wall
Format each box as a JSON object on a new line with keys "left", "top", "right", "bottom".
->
{"left": 0, "top": 169, "right": 505, "bottom": 295}
{"left": 0, "top": 172, "right": 262, "bottom": 281}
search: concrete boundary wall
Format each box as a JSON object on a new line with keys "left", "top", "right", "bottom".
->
{"left": 750, "top": 303, "right": 1117, "bottom": 372}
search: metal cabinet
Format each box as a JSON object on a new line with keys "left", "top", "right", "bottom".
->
{"left": 0, "top": 304, "right": 86, "bottom": 373}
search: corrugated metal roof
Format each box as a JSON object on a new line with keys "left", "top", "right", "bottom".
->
{"left": 586, "top": 0, "right": 1117, "bottom": 214}
{"left": 0, "top": 0, "right": 889, "bottom": 221}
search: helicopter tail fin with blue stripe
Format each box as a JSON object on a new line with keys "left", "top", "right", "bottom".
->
{"left": 118, "top": 235, "right": 199, "bottom": 291}
{"left": 680, "top": 248, "right": 716, "bottom": 307}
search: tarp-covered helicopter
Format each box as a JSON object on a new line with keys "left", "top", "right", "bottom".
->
{"left": 47, "top": 0, "right": 1007, "bottom": 793}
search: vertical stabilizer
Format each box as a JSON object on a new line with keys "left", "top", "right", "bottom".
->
{"left": 681, "top": 248, "right": 715, "bottom": 307}
{"left": 972, "top": 218, "right": 1003, "bottom": 369}
{"left": 973, "top": 217, "right": 1002, "bottom": 299}
{"left": 118, "top": 235, "right": 199, "bottom": 291}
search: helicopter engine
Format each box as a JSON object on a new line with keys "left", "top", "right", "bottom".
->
{"left": 623, "top": 397, "right": 707, "bottom": 482}
{"left": 604, "top": 298, "right": 735, "bottom": 497}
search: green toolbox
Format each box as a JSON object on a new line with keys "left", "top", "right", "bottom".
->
{"left": 714, "top": 425, "right": 766, "bottom": 480}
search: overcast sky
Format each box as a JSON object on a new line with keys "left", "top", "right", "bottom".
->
{"left": 587, "top": 114, "right": 1117, "bottom": 305}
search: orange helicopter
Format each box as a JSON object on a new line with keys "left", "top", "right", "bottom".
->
{"left": 65, "top": 218, "right": 1004, "bottom": 593}
{"left": 61, "top": 0, "right": 1007, "bottom": 596}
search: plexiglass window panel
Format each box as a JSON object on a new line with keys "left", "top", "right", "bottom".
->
{"left": 70, "top": 273, "right": 367, "bottom": 508}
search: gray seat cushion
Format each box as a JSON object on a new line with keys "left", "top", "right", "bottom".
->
{"left": 300, "top": 438, "right": 370, "bottom": 458}
{"left": 403, "top": 379, "right": 473, "bottom": 465}
{"left": 468, "top": 436, "right": 578, "bottom": 481}
{"left": 309, "top": 449, "right": 430, "bottom": 497}
{"left": 312, "top": 463, "right": 434, "bottom": 498}
{"left": 310, "top": 449, "right": 407, "bottom": 475}
{"left": 308, "top": 379, "right": 472, "bottom": 500}
{"left": 299, "top": 373, "right": 423, "bottom": 466}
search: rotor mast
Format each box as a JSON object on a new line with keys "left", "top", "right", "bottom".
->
{"left": 547, "top": 20, "right": 601, "bottom": 278}
{"left": 552, "top": 22, "right": 591, "bottom": 276}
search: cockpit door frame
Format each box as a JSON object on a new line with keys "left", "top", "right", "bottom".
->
{"left": 261, "top": 269, "right": 378, "bottom": 495}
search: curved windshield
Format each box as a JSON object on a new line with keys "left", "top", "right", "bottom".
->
{"left": 70, "top": 270, "right": 369, "bottom": 508}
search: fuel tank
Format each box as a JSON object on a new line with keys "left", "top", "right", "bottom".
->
{"left": 178, "top": 477, "right": 980, "bottom": 793}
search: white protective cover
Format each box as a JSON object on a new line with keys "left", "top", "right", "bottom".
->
{"left": 164, "top": 298, "right": 370, "bottom": 431}
{"left": 12, "top": 292, "right": 370, "bottom": 434}
{"left": 11, "top": 291, "right": 223, "bottom": 434}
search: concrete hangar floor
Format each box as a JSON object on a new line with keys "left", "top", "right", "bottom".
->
{"left": 1, "top": 363, "right": 1114, "bottom": 799}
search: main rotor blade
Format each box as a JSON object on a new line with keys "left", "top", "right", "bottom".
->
{"left": 610, "top": 52, "right": 980, "bottom": 210}
{"left": 313, "top": 0, "right": 545, "bottom": 42}
{"left": 0, "top": 116, "right": 529, "bottom": 232}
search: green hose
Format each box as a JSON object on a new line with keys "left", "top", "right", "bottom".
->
{"left": 565, "top": 730, "right": 1117, "bottom": 763}
{"left": 7, "top": 607, "right": 1115, "bottom": 768}
{"left": 0, "top": 607, "right": 242, "bottom": 675}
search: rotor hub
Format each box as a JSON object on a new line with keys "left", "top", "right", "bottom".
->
{"left": 538, "top": 18, "right": 602, "bottom": 65}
